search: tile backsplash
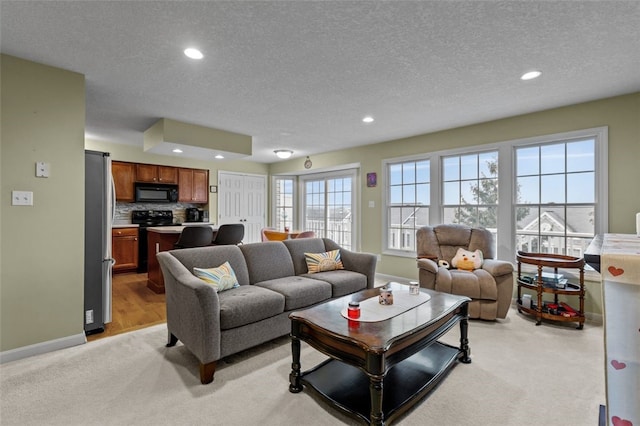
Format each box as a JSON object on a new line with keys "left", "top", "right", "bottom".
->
{"left": 115, "top": 202, "right": 207, "bottom": 224}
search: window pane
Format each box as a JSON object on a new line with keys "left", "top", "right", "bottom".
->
{"left": 479, "top": 152, "right": 497, "bottom": 178}
{"left": 416, "top": 161, "right": 430, "bottom": 183}
{"left": 416, "top": 183, "right": 430, "bottom": 205}
{"left": 517, "top": 176, "right": 539, "bottom": 204}
{"left": 517, "top": 146, "right": 539, "bottom": 176}
{"left": 443, "top": 181, "right": 459, "bottom": 204}
{"left": 403, "top": 163, "right": 416, "bottom": 184}
{"left": 460, "top": 155, "right": 477, "bottom": 180}
{"left": 541, "top": 144, "right": 565, "bottom": 174}
{"left": 566, "top": 206, "right": 595, "bottom": 235}
{"left": 479, "top": 178, "right": 498, "bottom": 204}
{"left": 478, "top": 206, "right": 497, "bottom": 229}
{"left": 516, "top": 206, "right": 538, "bottom": 231}
{"left": 403, "top": 184, "right": 416, "bottom": 204}
{"left": 461, "top": 181, "right": 475, "bottom": 205}
{"left": 456, "top": 206, "right": 478, "bottom": 227}
{"left": 443, "top": 207, "right": 458, "bottom": 224}
{"left": 541, "top": 175, "right": 565, "bottom": 203}
{"left": 443, "top": 157, "right": 459, "bottom": 181}
{"left": 415, "top": 207, "right": 429, "bottom": 227}
{"left": 567, "top": 139, "right": 595, "bottom": 173}
{"left": 567, "top": 172, "right": 595, "bottom": 203}
{"left": 390, "top": 186, "right": 402, "bottom": 204}
{"left": 389, "top": 164, "right": 402, "bottom": 185}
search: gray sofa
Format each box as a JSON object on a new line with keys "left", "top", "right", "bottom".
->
{"left": 157, "top": 237, "right": 377, "bottom": 384}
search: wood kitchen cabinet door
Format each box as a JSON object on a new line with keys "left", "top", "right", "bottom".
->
{"left": 136, "top": 164, "right": 178, "bottom": 184}
{"left": 178, "top": 168, "right": 208, "bottom": 203}
{"left": 112, "top": 227, "right": 139, "bottom": 273}
{"left": 112, "top": 161, "right": 135, "bottom": 202}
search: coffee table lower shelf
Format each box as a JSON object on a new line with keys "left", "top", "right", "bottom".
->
{"left": 300, "top": 341, "right": 460, "bottom": 424}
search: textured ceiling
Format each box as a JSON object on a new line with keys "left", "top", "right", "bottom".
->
{"left": 2, "top": 1, "right": 639, "bottom": 163}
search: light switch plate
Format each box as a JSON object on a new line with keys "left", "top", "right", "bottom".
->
{"left": 12, "top": 190, "right": 33, "bottom": 206}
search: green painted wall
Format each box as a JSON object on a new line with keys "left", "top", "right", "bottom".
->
{"left": 1, "top": 55, "right": 86, "bottom": 351}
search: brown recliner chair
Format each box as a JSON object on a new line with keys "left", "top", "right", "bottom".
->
{"left": 416, "top": 224, "right": 514, "bottom": 320}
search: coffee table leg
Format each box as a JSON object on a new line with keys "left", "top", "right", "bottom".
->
{"left": 369, "top": 375, "right": 384, "bottom": 425}
{"left": 459, "top": 303, "right": 472, "bottom": 364}
{"left": 289, "top": 336, "right": 303, "bottom": 393}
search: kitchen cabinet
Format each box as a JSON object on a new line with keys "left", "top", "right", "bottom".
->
{"left": 178, "top": 168, "right": 208, "bottom": 203}
{"left": 112, "top": 227, "right": 139, "bottom": 273}
{"left": 136, "top": 164, "right": 178, "bottom": 184}
{"left": 112, "top": 161, "right": 135, "bottom": 202}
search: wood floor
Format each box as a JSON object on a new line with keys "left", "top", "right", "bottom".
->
{"left": 86, "top": 272, "right": 166, "bottom": 342}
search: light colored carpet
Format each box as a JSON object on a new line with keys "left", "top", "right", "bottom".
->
{"left": 0, "top": 309, "right": 604, "bottom": 426}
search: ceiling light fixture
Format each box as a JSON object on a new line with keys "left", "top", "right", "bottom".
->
{"left": 362, "top": 116, "right": 374, "bottom": 123}
{"left": 274, "top": 149, "right": 293, "bottom": 159}
{"left": 215, "top": 154, "right": 224, "bottom": 159}
{"left": 184, "top": 48, "right": 204, "bottom": 60}
{"left": 521, "top": 70, "right": 542, "bottom": 81}
{"left": 172, "top": 148, "right": 183, "bottom": 153}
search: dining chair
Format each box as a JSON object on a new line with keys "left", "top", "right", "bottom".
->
{"left": 262, "top": 229, "right": 289, "bottom": 241}
{"left": 261, "top": 227, "right": 276, "bottom": 242}
{"left": 294, "top": 231, "right": 316, "bottom": 239}
{"left": 211, "top": 223, "right": 245, "bottom": 245}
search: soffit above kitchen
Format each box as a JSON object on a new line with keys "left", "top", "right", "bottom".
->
{"left": 1, "top": 1, "right": 639, "bottom": 163}
{"left": 144, "top": 118, "right": 252, "bottom": 161}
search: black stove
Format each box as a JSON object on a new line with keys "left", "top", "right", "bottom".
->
{"left": 131, "top": 210, "right": 179, "bottom": 227}
{"left": 132, "top": 210, "right": 179, "bottom": 273}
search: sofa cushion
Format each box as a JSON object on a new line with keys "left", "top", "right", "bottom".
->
{"left": 447, "top": 269, "right": 498, "bottom": 301}
{"left": 169, "top": 246, "right": 250, "bottom": 286}
{"left": 218, "top": 285, "right": 285, "bottom": 330}
{"left": 302, "top": 270, "right": 367, "bottom": 297}
{"left": 239, "top": 242, "right": 295, "bottom": 283}
{"left": 254, "top": 276, "right": 332, "bottom": 310}
{"left": 193, "top": 261, "right": 240, "bottom": 292}
{"left": 305, "top": 249, "right": 344, "bottom": 273}
{"left": 282, "top": 238, "right": 328, "bottom": 275}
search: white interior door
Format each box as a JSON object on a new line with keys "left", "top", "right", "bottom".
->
{"left": 218, "top": 172, "right": 266, "bottom": 243}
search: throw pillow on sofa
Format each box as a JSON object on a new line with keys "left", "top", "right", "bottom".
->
{"left": 194, "top": 261, "right": 240, "bottom": 292}
{"left": 305, "top": 249, "right": 344, "bottom": 273}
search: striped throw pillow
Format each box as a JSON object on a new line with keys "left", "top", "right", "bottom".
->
{"left": 305, "top": 249, "right": 344, "bottom": 274}
{"left": 193, "top": 261, "right": 240, "bottom": 292}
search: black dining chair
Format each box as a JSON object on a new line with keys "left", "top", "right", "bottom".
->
{"left": 211, "top": 224, "right": 245, "bottom": 245}
{"left": 174, "top": 226, "right": 214, "bottom": 249}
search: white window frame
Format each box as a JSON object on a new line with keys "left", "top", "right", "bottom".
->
{"left": 383, "top": 127, "right": 608, "bottom": 269}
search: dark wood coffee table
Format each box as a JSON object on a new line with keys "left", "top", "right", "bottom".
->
{"left": 289, "top": 282, "right": 471, "bottom": 425}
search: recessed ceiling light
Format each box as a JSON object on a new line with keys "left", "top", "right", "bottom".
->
{"left": 215, "top": 154, "right": 224, "bottom": 159}
{"left": 274, "top": 149, "right": 293, "bottom": 159}
{"left": 362, "top": 116, "right": 374, "bottom": 123}
{"left": 184, "top": 48, "right": 204, "bottom": 60}
{"left": 521, "top": 70, "right": 542, "bottom": 81}
{"left": 172, "top": 148, "right": 183, "bottom": 153}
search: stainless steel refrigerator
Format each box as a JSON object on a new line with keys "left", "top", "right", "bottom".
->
{"left": 84, "top": 150, "right": 114, "bottom": 334}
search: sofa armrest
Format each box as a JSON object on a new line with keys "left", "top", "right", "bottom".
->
{"left": 342, "top": 249, "right": 378, "bottom": 289}
{"left": 157, "top": 252, "right": 222, "bottom": 364}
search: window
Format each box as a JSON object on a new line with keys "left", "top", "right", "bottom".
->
{"left": 515, "top": 139, "right": 596, "bottom": 256}
{"left": 383, "top": 127, "right": 607, "bottom": 262}
{"left": 301, "top": 170, "right": 356, "bottom": 249}
{"left": 442, "top": 151, "right": 499, "bottom": 229}
{"left": 387, "top": 160, "right": 430, "bottom": 251}
{"left": 273, "top": 177, "right": 294, "bottom": 230}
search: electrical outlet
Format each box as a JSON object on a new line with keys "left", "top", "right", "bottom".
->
{"left": 85, "top": 310, "right": 94, "bottom": 324}
{"left": 11, "top": 191, "right": 33, "bottom": 206}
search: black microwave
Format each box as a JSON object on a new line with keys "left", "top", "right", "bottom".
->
{"left": 134, "top": 183, "right": 179, "bottom": 203}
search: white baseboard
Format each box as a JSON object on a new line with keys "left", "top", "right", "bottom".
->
{"left": 375, "top": 273, "right": 413, "bottom": 286}
{"left": 0, "top": 332, "right": 87, "bottom": 364}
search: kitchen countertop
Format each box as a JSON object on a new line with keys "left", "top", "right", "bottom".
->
{"left": 147, "top": 224, "right": 217, "bottom": 234}
{"left": 113, "top": 223, "right": 139, "bottom": 228}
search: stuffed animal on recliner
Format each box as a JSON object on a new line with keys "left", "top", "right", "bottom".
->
{"left": 451, "top": 248, "right": 483, "bottom": 272}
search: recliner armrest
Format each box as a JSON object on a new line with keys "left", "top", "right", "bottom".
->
{"left": 417, "top": 258, "right": 438, "bottom": 274}
{"left": 482, "top": 259, "right": 514, "bottom": 276}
